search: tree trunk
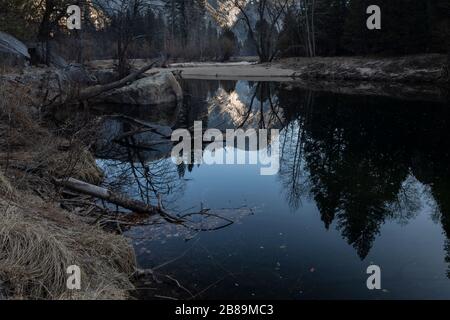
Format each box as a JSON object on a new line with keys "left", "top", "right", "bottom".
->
{"left": 56, "top": 178, "right": 182, "bottom": 224}
{"left": 311, "top": 0, "right": 316, "bottom": 56}
{"left": 46, "top": 59, "right": 160, "bottom": 107}
{"left": 37, "top": 0, "right": 55, "bottom": 65}
{"left": 57, "top": 178, "right": 159, "bottom": 214}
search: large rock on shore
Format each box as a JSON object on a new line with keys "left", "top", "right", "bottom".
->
{"left": 0, "top": 31, "right": 30, "bottom": 68}
{"left": 97, "top": 71, "right": 183, "bottom": 105}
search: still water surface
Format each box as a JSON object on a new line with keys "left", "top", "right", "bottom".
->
{"left": 96, "top": 79, "right": 450, "bottom": 299}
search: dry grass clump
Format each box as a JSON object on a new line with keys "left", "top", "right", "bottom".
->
{"left": 0, "top": 195, "right": 136, "bottom": 300}
{"left": 0, "top": 78, "right": 103, "bottom": 189}
{"left": 0, "top": 171, "right": 14, "bottom": 196}
{"left": 43, "top": 143, "right": 104, "bottom": 185}
{"left": 0, "top": 80, "right": 44, "bottom": 148}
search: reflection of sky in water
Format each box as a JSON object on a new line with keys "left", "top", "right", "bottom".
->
{"left": 96, "top": 80, "right": 450, "bottom": 299}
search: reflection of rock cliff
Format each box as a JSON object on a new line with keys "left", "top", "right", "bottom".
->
{"left": 205, "top": 81, "right": 285, "bottom": 130}
{"left": 208, "top": 87, "right": 248, "bottom": 128}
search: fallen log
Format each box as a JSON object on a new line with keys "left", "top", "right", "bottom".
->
{"left": 56, "top": 178, "right": 245, "bottom": 231}
{"left": 76, "top": 59, "right": 161, "bottom": 101}
{"left": 55, "top": 177, "right": 181, "bottom": 222}
{"left": 43, "top": 60, "right": 161, "bottom": 107}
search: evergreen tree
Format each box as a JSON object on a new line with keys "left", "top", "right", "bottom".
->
{"left": 277, "top": 9, "right": 303, "bottom": 57}
{"left": 219, "top": 27, "right": 237, "bottom": 61}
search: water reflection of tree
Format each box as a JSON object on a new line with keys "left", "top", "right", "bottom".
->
{"left": 123, "top": 77, "right": 450, "bottom": 276}
{"left": 181, "top": 80, "right": 449, "bottom": 262}
{"left": 96, "top": 117, "right": 185, "bottom": 210}
{"left": 109, "top": 79, "right": 450, "bottom": 272}
{"left": 277, "top": 91, "right": 313, "bottom": 209}
{"left": 277, "top": 88, "right": 450, "bottom": 260}
{"left": 409, "top": 109, "right": 450, "bottom": 277}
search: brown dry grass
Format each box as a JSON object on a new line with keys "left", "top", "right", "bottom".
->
{"left": 0, "top": 78, "right": 103, "bottom": 189}
{"left": 0, "top": 190, "right": 136, "bottom": 300}
{"left": 0, "top": 171, "right": 14, "bottom": 196}
{"left": 0, "top": 71, "right": 136, "bottom": 300}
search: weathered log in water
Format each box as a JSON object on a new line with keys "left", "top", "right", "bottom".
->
{"left": 56, "top": 178, "right": 244, "bottom": 231}
{"left": 55, "top": 177, "right": 182, "bottom": 223}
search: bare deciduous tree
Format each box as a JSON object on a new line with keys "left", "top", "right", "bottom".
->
{"left": 92, "top": 0, "right": 148, "bottom": 77}
{"left": 232, "top": 0, "right": 289, "bottom": 62}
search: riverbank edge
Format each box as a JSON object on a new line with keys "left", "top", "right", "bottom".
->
{"left": 271, "top": 54, "right": 447, "bottom": 84}
{"left": 100, "top": 54, "right": 448, "bottom": 85}
{"left": 0, "top": 69, "right": 140, "bottom": 300}
{"left": 93, "top": 54, "right": 448, "bottom": 102}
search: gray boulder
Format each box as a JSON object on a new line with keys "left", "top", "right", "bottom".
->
{"left": 0, "top": 31, "right": 30, "bottom": 67}
{"left": 98, "top": 71, "right": 183, "bottom": 105}
{"left": 1, "top": 67, "right": 73, "bottom": 106}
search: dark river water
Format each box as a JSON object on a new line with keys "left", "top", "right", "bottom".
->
{"left": 95, "top": 79, "right": 450, "bottom": 299}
